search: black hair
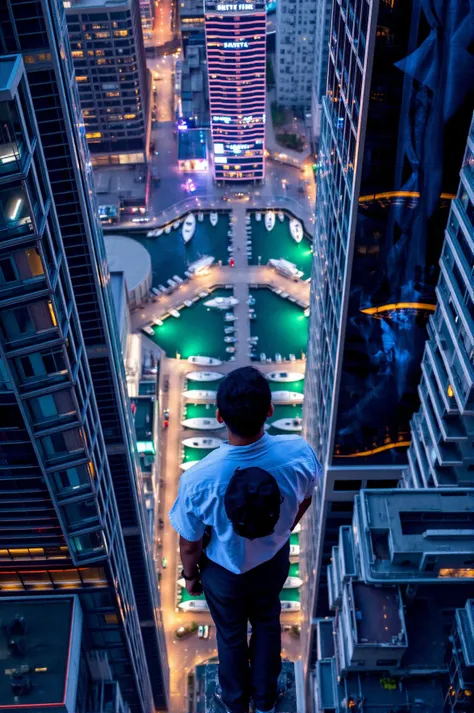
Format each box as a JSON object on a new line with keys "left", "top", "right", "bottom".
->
{"left": 224, "top": 466, "right": 283, "bottom": 540}
{"left": 216, "top": 366, "right": 271, "bottom": 437}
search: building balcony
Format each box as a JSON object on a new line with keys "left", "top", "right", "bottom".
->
{"left": 314, "top": 658, "right": 338, "bottom": 712}
{"left": 335, "top": 581, "right": 407, "bottom": 673}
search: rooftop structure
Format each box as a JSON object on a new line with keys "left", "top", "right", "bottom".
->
{"left": 275, "top": 0, "right": 317, "bottom": 109}
{"left": 178, "top": 128, "right": 208, "bottom": 171}
{"left": 313, "top": 489, "right": 474, "bottom": 713}
{"left": 66, "top": 0, "right": 149, "bottom": 166}
{"left": 0, "top": 596, "right": 82, "bottom": 712}
{"left": 105, "top": 236, "right": 152, "bottom": 310}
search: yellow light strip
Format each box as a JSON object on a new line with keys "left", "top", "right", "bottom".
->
{"left": 358, "top": 191, "right": 456, "bottom": 203}
{"left": 336, "top": 441, "right": 411, "bottom": 458}
{"left": 360, "top": 302, "right": 436, "bottom": 316}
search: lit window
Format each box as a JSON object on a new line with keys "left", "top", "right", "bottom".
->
{"left": 94, "top": 32, "right": 110, "bottom": 38}
{"left": 124, "top": 113, "right": 136, "bottom": 119}
{"left": 114, "top": 30, "right": 129, "bottom": 37}
{"left": 71, "top": 50, "right": 84, "bottom": 58}
{"left": 86, "top": 132, "right": 102, "bottom": 139}
{"left": 75, "top": 75, "right": 88, "bottom": 82}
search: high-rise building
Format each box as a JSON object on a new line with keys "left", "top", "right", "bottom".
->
{"left": 302, "top": 0, "right": 474, "bottom": 674}
{"left": 309, "top": 0, "right": 331, "bottom": 139}
{"left": 139, "top": 0, "right": 154, "bottom": 41}
{"left": 66, "top": 0, "right": 149, "bottom": 167}
{"left": 204, "top": 0, "right": 266, "bottom": 183}
{"left": 0, "top": 5, "right": 168, "bottom": 711}
{"left": 404, "top": 114, "right": 474, "bottom": 490}
{"left": 275, "top": 0, "right": 316, "bottom": 109}
{"left": 312, "top": 488, "right": 474, "bottom": 713}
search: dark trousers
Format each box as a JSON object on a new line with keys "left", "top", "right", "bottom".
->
{"left": 200, "top": 541, "right": 290, "bottom": 713}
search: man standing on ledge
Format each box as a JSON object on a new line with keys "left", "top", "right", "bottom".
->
{"left": 169, "top": 366, "right": 320, "bottom": 713}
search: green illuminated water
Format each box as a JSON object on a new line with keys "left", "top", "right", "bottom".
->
{"left": 269, "top": 380, "right": 305, "bottom": 394}
{"left": 135, "top": 212, "right": 230, "bottom": 287}
{"left": 250, "top": 289, "right": 308, "bottom": 361}
{"left": 184, "top": 403, "right": 218, "bottom": 419}
{"left": 249, "top": 213, "right": 313, "bottom": 279}
{"left": 145, "top": 289, "right": 232, "bottom": 360}
{"left": 183, "top": 446, "right": 214, "bottom": 462}
{"left": 280, "top": 588, "right": 300, "bottom": 602}
{"left": 289, "top": 562, "right": 300, "bottom": 577}
{"left": 185, "top": 378, "right": 222, "bottom": 391}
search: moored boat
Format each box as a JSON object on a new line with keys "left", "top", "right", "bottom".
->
{"left": 188, "top": 255, "right": 214, "bottom": 275}
{"left": 182, "top": 437, "right": 223, "bottom": 448}
{"left": 271, "top": 417, "right": 303, "bottom": 432}
{"left": 170, "top": 309, "right": 180, "bottom": 318}
{"left": 255, "top": 211, "right": 262, "bottom": 222}
{"left": 271, "top": 390, "right": 304, "bottom": 404}
{"left": 283, "top": 576, "right": 303, "bottom": 589}
{"left": 182, "top": 390, "right": 217, "bottom": 401}
{"left": 204, "top": 296, "right": 239, "bottom": 310}
{"left": 289, "top": 544, "right": 300, "bottom": 556}
{"left": 289, "top": 218, "right": 303, "bottom": 243}
{"left": 198, "top": 212, "right": 204, "bottom": 222}
{"left": 180, "top": 461, "right": 200, "bottom": 471}
{"left": 182, "top": 213, "right": 196, "bottom": 243}
{"left": 268, "top": 258, "right": 303, "bottom": 280}
{"left": 178, "top": 600, "right": 209, "bottom": 612}
{"left": 187, "top": 356, "right": 222, "bottom": 366}
{"left": 265, "top": 210, "right": 275, "bottom": 231}
{"left": 173, "top": 220, "right": 181, "bottom": 230}
{"left": 186, "top": 371, "right": 223, "bottom": 382}
{"left": 181, "top": 417, "right": 225, "bottom": 430}
{"left": 165, "top": 225, "right": 171, "bottom": 234}
{"left": 278, "top": 211, "right": 284, "bottom": 222}
{"left": 210, "top": 212, "right": 218, "bottom": 226}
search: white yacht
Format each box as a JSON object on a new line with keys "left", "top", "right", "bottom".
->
{"left": 271, "top": 417, "right": 303, "bottom": 432}
{"left": 226, "top": 346, "right": 235, "bottom": 354}
{"left": 188, "top": 256, "right": 215, "bottom": 275}
{"left": 180, "top": 461, "right": 200, "bottom": 471}
{"left": 278, "top": 211, "right": 284, "bottom": 222}
{"left": 280, "top": 601, "right": 301, "bottom": 612}
{"left": 198, "top": 212, "right": 204, "bottom": 222}
{"left": 181, "top": 417, "right": 225, "bottom": 430}
{"left": 210, "top": 212, "right": 218, "bottom": 226}
{"left": 142, "top": 325, "right": 154, "bottom": 335}
{"left": 224, "top": 337, "right": 236, "bottom": 344}
{"left": 271, "top": 390, "right": 304, "bottom": 404}
{"left": 224, "top": 326, "right": 235, "bottom": 334}
{"left": 182, "top": 437, "right": 222, "bottom": 449}
{"left": 283, "top": 576, "right": 303, "bottom": 589}
{"left": 255, "top": 212, "right": 262, "bottom": 222}
{"left": 165, "top": 225, "right": 172, "bottom": 234}
{"left": 268, "top": 258, "right": 303, "bottom": 280}
{"left": 186, "top": 370, "right": 223, "bottom": 382}
{"left": 225, "top": 313, "right": 236, "bottom": 322}
{"left": 292, "top": 523, "right": 301, "bottom": 533}
{"left": 265, "top": 210, "right": 275, "bottom": 231}
{"left": 182, "top": 213, "right": 196, "bottom": 243}
{"left": 152, "top": 318, "right": 163, "bottom": 327}
{"left": 147, "top": 227, "right": 163, "bottom": 237}
{"left": 204, "top": 296, "right": 239, "bottom": 310}
{"left": 182, "top": 390, "right": 217, "bottom": 401}
{"left": 178, "top": 600, "right": 209, "bottom": 612}
{"left": 170, "top": 309, "right": 180, "bottom": 318}
{"left": 289, "top": 218, "right": 303, "bottom": 243}
{"left": 173, "top": 220, "right": 181, "bottom": 230}
{"left": 188, "top": 356, "right": 222, "bottom": 366}
{"left": 290, "top": 544, "right": 300, "bottom": 557}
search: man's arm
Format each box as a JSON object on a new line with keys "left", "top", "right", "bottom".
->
{"left": 180, "top": 535, "right": 204, "bottom": 595}
{"left": 291, "top": 496, "right": 312, "bottom": 531}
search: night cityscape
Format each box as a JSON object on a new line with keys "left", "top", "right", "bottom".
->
{"left": 0, "top": 0, "right": 472, "bottom": 712}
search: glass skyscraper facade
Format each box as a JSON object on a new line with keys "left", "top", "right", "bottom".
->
{"left": 204, "top": 0, "right": 266, "bottom": 182}
{"left": 302, "top": 0, "right": 474, "bottom": 672}
{"left": 0, "top": 3, "right": 168, "bottom": 711}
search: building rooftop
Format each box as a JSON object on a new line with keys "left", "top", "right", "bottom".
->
{"left": 93, "top": 166, "right": 147, "bottom": 209}
{"left": 342, "top": 673, "right": 445, "bottom": 712}
{"left": 352, "top": 583, "right": 405, "bottom": 646}
{"left": 178, "top": 129, "right": 207, "bottom": 160}
{"left": 105, "top": 236, "right": 151, "bottom": 293}
{"left": 356, "top": 489, "right": 474, "bottom": 582}
{"left": 132, "top": 396, "right": 154, "bottom": 445}
{"left": 68, "top": 0, "right": 130, "bottom": 10}
{"left": 0, "top": 596, "right": 82, "bottom": 711}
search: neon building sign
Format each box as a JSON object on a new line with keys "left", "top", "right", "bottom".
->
{"left": 205, "top": 0, "right": 266, "bottom": 181}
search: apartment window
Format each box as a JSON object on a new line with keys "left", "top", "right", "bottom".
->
{"left": 51, "top": 463, "right": 94, "bottom": 497}
{"left": 62, "top": 498, "right": 99, "bottom": 530}
{"left": 28, "top": 389, "right": 76, "bottom": 427}
{"left": 1, "top": 300, "right": 56, "bottom": 342}
{"left": 333, "top": 479, "right": 362, "bottom": 491}
{"left": 71, "top": 530, "right": 105, "bottom": 558}
{"left": 41, "top": 428, "right": 85, "bottom": 459}
{"left": 16, "top": 347, "right": 67, "bottom": 387}
{"left": 0, "top": 248, "right": 44, "bottom": 290}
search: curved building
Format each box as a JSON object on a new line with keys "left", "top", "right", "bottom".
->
{"left": 105, "top": 235, "right": 152, "bottom": 310}
{"left": 205, "top": 0, "right": 266, "bottom": 182}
